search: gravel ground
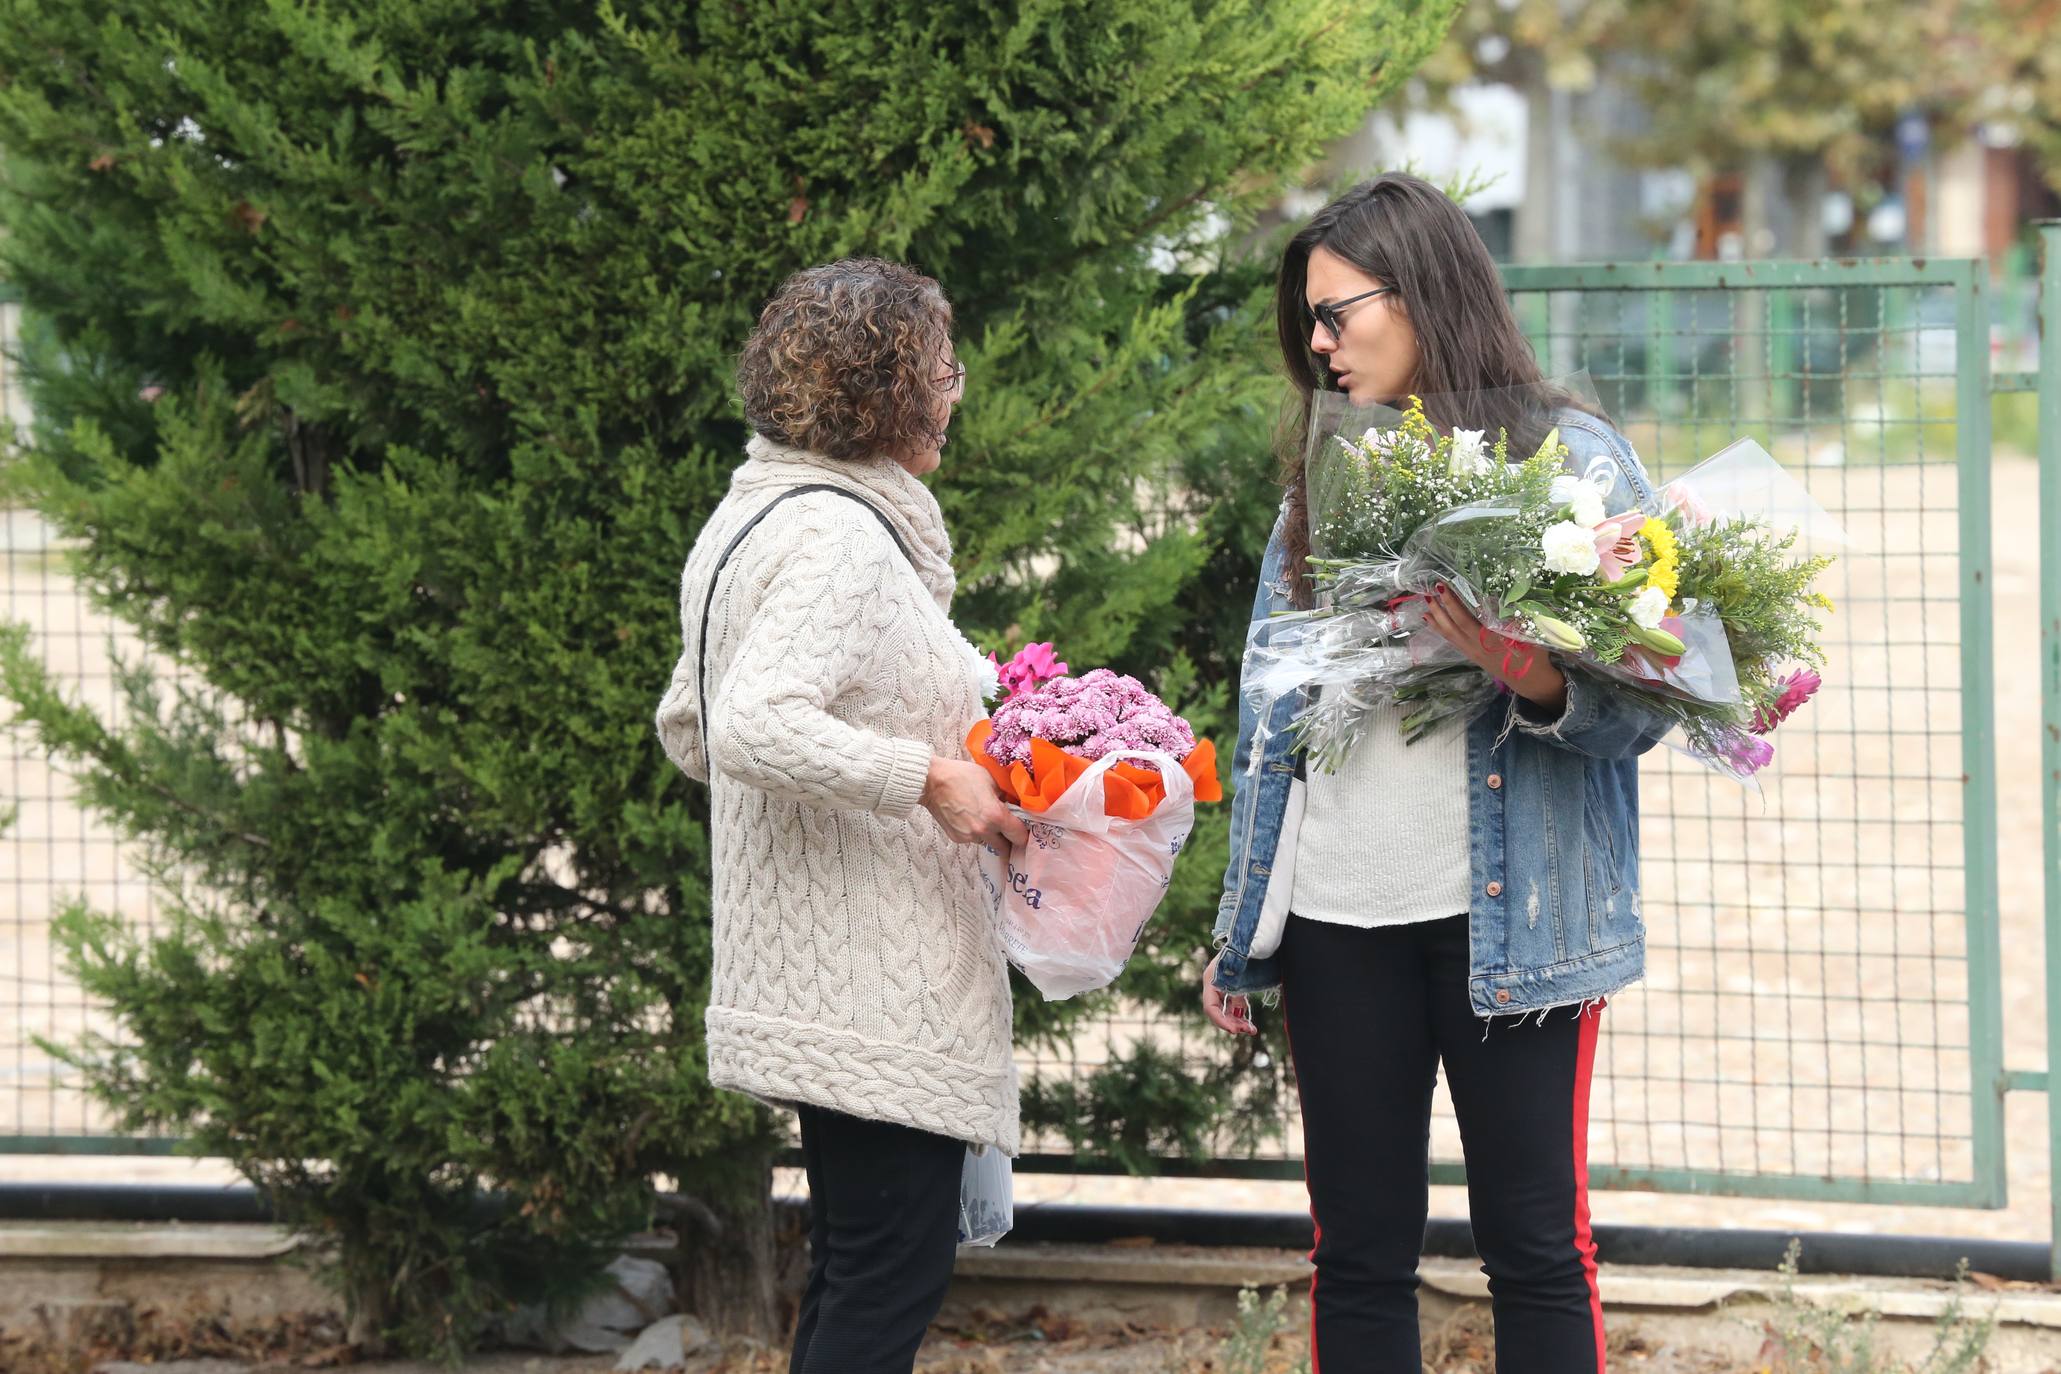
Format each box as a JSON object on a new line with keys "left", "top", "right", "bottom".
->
{"left": 1, "top": 1310, "right": 1757, "bottom": 1374}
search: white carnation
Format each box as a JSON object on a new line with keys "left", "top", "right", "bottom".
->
{"left": 1540, "top": 520, "right": 1602, "bottom": 576}
{"left": 965, "top": 636, "right": 1001, "bottom": 702}
{"left": 1550, "top": 474, "right": 1606, "bottom": 527}
{"left": 1447, "top": 428, "right": 1489, "bottom": 477}
{"left": 1629, "top": 585, "right": 1671, "bottom": 630}
{"left": 1572, "top": 486, "right": 1606, "bottom": 528}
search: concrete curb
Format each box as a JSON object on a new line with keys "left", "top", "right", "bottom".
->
{"left": 1, "top": 1222, "right": 300, "bottom": 1262}
{"left": 953, "top": 1241, "right": 2061, "bottom": 1327}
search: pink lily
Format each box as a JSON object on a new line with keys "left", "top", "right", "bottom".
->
{"left": 1663, "top": 480, "right": 1714, "bottom": 527}
{"left": 1592, "top": 511, "right": 1647, "bottom": 583}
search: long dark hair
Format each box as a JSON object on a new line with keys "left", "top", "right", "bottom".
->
{"left": 1273, "top": 173, "right": 1585, "bottom": 606}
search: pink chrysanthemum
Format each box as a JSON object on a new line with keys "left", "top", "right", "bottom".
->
{"left": 1750, "top": 668, "right": 1822, "bottom": 735}
{"left": 982, "top": 668, "right": 1198, "bottom": 768}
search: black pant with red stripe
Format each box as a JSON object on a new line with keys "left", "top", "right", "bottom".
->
{"left": 1279, "top": 913, "right": 1606, "bottom": 1374}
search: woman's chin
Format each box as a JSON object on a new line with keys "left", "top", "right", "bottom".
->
{"left": 1335, "top": 377, "right": 1392, "bottom": 408}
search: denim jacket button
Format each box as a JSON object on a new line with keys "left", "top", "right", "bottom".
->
{"left": 1485, "top": 880, "right": 1504, "bottom": 898}
{"left": 1486, "top": 773, "right": 1503, "bottom": 790}
{"left": 1495, "top": 989, "right": 1512, "bottom": 1005}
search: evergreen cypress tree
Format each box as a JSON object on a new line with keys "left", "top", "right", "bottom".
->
{"left": 0, "top": 1, "right": 1458, "bottom": 1353}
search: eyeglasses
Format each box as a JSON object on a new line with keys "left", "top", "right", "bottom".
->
{"left": 1308, "top": 286, "right": 1397, "bottom": 344}
{"left": 935, "top": 362, "right": 966, "bottom": 391}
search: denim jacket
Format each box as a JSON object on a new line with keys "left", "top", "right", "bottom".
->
{"left": 1211, "top": 409, "right": 1674, "bottom": 1017}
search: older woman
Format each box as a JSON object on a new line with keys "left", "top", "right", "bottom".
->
{"left": 656, "top": 257, "right": 1026, "bottom": 1373}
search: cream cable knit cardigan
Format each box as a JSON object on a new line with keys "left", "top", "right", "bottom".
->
{"left": 656, "top": 435, "right": 1018, "bottom": 1154}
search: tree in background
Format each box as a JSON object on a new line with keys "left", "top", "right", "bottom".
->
{"left": 1978, "top": 0, "right": 2061, "bottom": 194}
{"left": 0, "top": 0, "right": 1459, "bottom": 1355}
{"left": 1410, "top": 0, "right": 1979, "bottom": 257}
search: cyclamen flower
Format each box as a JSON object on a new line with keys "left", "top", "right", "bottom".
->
{"left": 1750, "top": 668, "right": 1822, "bottom": 735}
{"left": 1540, "top": 521, "right": 1602, "bottom": 576}
{"left": 982, "top": 668, "right": 1198, "bottom": 768}
{"left": 990, "top": 641, "right": 1069, "bottom": 699}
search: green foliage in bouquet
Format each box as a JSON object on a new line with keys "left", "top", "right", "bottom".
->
{"left": 1307, "top": 395, "right": 1563, "bottom": 585}
{"left": 1671, "top": 519, "right": 1835, "bottom": 720}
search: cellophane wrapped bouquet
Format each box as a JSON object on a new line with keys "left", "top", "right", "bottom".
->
{"left": 1245, "top": 382, "right": 1842, "bottom": 784}
{"left": 964, "top": 645, "right": 1220, "bottom": 1000}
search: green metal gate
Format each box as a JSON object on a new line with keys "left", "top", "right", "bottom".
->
{"left": 1499, "top": 253, "right": 2009, "bottom": 1211}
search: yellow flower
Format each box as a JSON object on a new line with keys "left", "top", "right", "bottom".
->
{"left": 1399, "top": 395, "right": 1436, "bottom": 445}
{"left": 1807, "top": 591, "right": 1835, "bottom": 614}
{"left": 1639, "top": 517, "right": 1680, "bottom": 601}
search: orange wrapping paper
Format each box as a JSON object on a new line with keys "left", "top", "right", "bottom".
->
{"left": 966, "top": 720, "right": 1222, "bottom": 819}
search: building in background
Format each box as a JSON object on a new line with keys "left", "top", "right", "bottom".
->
{"left": 1306, "top": 70, "right": 2058, "bottom": 276}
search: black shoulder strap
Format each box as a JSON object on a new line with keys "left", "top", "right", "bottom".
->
{"left": 697, "top": 484, "right": 913, "bottom": 773}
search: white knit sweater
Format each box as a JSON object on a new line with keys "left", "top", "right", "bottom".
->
{"left": 655, "top": 436, "right": 1018, "bottom": 1154}
{"left": 1290, "top": 699, "right": 1472, "bottom": 928}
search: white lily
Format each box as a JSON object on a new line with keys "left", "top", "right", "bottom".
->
{"left": 1447, "top": 428, "right": 1489, "bottom": 477}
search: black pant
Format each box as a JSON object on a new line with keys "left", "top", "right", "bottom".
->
{"left": 790, "top": 1103, "right": 964, "bottom": 1374}
{"left": 1279, "top": 914, "right": 1606, "bottom": 1374}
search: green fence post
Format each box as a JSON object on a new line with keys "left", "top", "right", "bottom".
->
{"left": 2036, "top": 220, "right": 2061, "bottom": 1280}
{"left": 1956, "top": 262, "right": 2009, "bottom": 1211}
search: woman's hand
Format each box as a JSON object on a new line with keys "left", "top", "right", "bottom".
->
{"left": 1201, "top": 951, "right": 1256, "bottom": 1036}
{"left": 921, "top": 758, "right": 1030, "bottom": 851}
{"left": 1420, "top": 583, "right": 1568, "bottom": 714}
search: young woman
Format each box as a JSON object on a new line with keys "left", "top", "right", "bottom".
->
{"left": 1201, "top": 174, "right": 1674, "bottom": 1374}
{"left": 657, "top": 258, "right": 1025, "bottom": 1374}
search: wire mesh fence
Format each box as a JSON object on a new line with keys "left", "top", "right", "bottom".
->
{"left": 2, "top": 310, "right": 181, "bottom": 1147}
{"left": 1010, "top": 264, "right": 2008, "bottom": 1209}
{"left": 0, "top": 263, "right": 2025, "bottom": 1218}
{"left": 1516, "top": 271, "right": 1995, "bottom": 1201}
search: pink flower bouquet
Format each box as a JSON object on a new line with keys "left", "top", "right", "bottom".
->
{"left": 964, "top": 645, "right": 1220, "bottom": 1000}
{"left": 967, "top": 649, "right": 1219, "bottom": 817}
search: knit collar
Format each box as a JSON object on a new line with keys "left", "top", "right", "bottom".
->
{"left": 732, "top": 433, "right": 956, "bottom": 606}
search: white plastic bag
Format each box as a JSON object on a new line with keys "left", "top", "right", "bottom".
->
{"left": 491, "top": 1254, "right": 677, "bottom": 1353}
{"left": 978, "top": 750, "right": 1197, "bottom": 1000}
{"left": 957, "top": 1143, "right": 1013, "bottom": 1247}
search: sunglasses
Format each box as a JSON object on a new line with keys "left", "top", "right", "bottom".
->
{"left": 1308, "top": 285, "right": 1397, "bottom": 343}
